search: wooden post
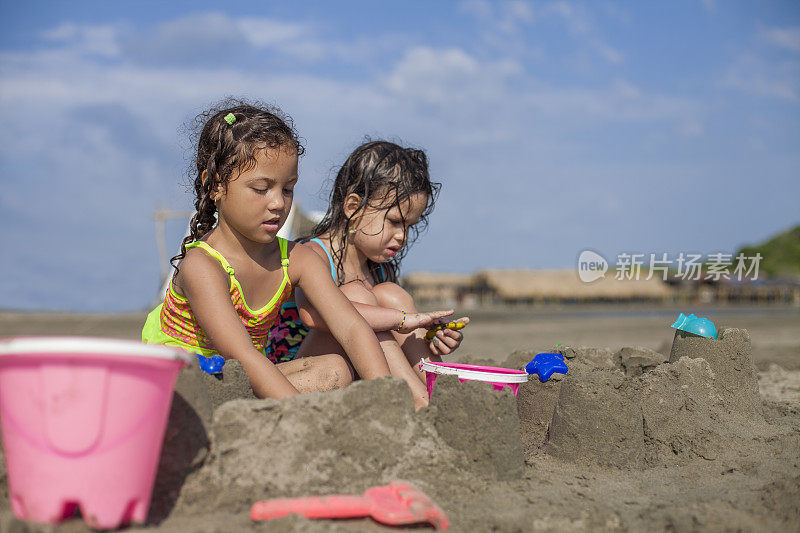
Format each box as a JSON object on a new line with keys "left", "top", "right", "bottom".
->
{"left": 153, "top": 209, "right": 193, "bottom": 284}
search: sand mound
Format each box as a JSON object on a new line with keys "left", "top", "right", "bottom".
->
{"left": 154, "top": 370, "right": 523, "bottom": 521}
{"left": 2, "top": 324, "right": 798, "bottom": 531}
{"left": 511, "top": 345, "right": 665, "bottom": 457}
{"left": 669, "top": 327, "right": 762, "bottom": 417}
{"left": 616, "top": 346, "right": 669, "bottom": 376}
{"left": 518, "top": 328, "right": 779, "bottom": 471}
{"left": 546, "top": 365, "right": 646, "bottom": 467}
{"left": 514, "top": 377, "right": 561, "bottom": 457}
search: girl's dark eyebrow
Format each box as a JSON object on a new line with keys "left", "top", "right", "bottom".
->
{"left": 247, "top": 176, "right": 298, "bottom": 184}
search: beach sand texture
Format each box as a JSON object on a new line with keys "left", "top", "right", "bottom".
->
{"left": 0, "top": 307, "right": 798, "bottom": 531}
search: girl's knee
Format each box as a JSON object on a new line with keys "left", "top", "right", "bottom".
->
{"left": 375, "top": 330, "right": 399, "bottom": 343}
{"left": 340, "top": 282, "right": 378, "bottom": 306}
{"left": 372, "top": 282, "right": 416, "bottom": 312}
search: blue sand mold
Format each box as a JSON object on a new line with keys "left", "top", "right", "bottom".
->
{"left": 669, "top": 313, "right": 717, "bottom": 339}
{"left": 197, "top": 354, "right": 225, "bottom": 374}
{"left": 526, "top": 353, "right": 569, "bottom": 382}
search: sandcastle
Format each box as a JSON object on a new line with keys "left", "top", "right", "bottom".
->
{"left": 1, "top": 325, "right": 798, "bottom": 531}
{"left": 539, "top": 328, "right": 765, "bottom": 468}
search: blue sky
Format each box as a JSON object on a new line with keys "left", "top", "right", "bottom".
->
{"left": 1, "top": 1, "right": 798, "bottom": 311}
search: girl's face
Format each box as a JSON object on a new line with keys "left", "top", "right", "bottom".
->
{"left": 214, "top": 146, "right": 298, "bottom": 244}
{"left": 348, "top": 191, "right": 429, "bottom": 263}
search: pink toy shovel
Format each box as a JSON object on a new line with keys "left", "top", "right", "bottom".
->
{"left": 250, "top": 480, "right": 449, "bottom": 530}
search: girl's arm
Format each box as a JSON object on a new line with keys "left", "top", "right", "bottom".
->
{"left": 177, "top": 250, "right": 299, "bottom": 399}
{"left": 297, "top": 236, "right": 452, "bottom": 332}
{"left": 295, "top": 290, "right": 452, "bottom": 333}
{"left": 288, "top": 245, "right": 390, "bottom": 379}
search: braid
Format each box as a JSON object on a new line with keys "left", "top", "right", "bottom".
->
{"left": 169, "top": 167, "right": 218, "bottom": 270}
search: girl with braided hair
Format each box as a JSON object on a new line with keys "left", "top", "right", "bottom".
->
{"left": 142, "top": 100, "right": 395, "bottom": 400}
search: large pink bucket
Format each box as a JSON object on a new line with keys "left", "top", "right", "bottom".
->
{"left": 0, "top": 336, "right": 191, "bottom": 528}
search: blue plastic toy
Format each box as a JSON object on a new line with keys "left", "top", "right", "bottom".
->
{"left": 669, "top": 313, "right": 717, "bottom": 339}
{"left": 197, "top": 354, "right": 225, "bottom": 374}
{"left": 526, "top": 353, "right": 569, "bottom": 382}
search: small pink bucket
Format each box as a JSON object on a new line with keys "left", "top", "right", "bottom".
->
{"left": 0, "top": 336, "right": 191, "bottom": 528}
{"left": 419, "top": 360, "right": 528, "bottom": 398}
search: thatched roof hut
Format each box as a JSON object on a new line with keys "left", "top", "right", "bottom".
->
{"left": 401, "top": 272, "right": 474, "bottom": 303}
{"left": 473, "top": 269, "right": 673, "bottom": 301}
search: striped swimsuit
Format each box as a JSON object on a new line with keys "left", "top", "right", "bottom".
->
{"left": 142, "top": 239, "right": 292, "bottom": 363}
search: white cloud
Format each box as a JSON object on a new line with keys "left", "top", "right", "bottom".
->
{"left": 236, "top": 16, "right": 333, "bottom": 62}
{"left": 382, "top": 45, "right": 686, "bottom": 123}
{"left": 111, "top": 12, "right": 409, "bottom": 66}
{"left": 380, "top": 46, "right": 533, "bottom": 147}
{"left": 677, "top": 120, "right": 704, "bottom": 137}
{"left": 38, "top": 13, "right": 341, "bottom": 67}
{"left": 39, "top": 22, "right": 120, "bottom": 58}
{"left": 592, "top": 39, "right": 622, "bottom": 64}
{"left": 459, "top": 0, "right": 540, "bottom": 57}
{"left": 505, "top": 1, "right": 535, "bottom": 22}
{"left": 724, "top": 52, "right": 799, "bottom": 102}
{"left": 384, "top": 47, "right": 481, "bottom": 100}
{"left": 721, "top": 25, "right": 800, "bottom": 102}
{"left": 760, "top": 26, "right": 800, "bottom": 53}
{"left": 459, "top": 0, "right": 494, "bottom": 21}
{"left": 700, "top": 0, "right": 716, "bottom": 14}
{"left": 545, "top": 1, "right": 623, "bottom": 64}
{"left": 237, "top": 17, "right": 310, "bottom": 47}
{"left": 461, "top": 0, "right": 622, "bottom": 65}
{"left": 496, "top": 1, "right": 536, "bottom": 33}
{"left": 522, "top": 79, "right": 701, "bottom": 123}
{"left": 375, "top": 44, "right": 703, "bottom": 161}
{"left": 546, "top": 1, "right": 591, "bottom": 35}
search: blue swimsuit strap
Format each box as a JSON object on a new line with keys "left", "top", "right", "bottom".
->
{"left": 307, "top": 238, "right": 389, "bottom": 283}
{"left": 308, "top": 238, "right": 337, "bottom": 280}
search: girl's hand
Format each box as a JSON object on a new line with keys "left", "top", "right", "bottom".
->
{"left": 427, "top": 316, "right": 470, "bottom": 356}
{"left": 399, "top": 309, "right": 454, "bottom": 333}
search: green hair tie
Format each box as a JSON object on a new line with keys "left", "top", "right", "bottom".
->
{"left": 224, "top": 113, "right": 236, "bottom": 125}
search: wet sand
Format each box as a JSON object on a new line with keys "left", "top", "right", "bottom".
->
{"left": 0, "top": 305, "right": 798, "bottom": 532}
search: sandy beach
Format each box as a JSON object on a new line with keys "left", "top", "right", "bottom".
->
{"left": 0, "top": 305, "right": 798, "bottom": 531}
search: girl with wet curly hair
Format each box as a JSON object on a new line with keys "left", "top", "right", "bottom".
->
{"left": 266, "top": 140, "right": 469, "bottom": 409}
{"left": 142, "top": 99, "right": 394, "bottom": 399}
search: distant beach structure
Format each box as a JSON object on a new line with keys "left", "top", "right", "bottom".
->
{"left": 402, "top": 270, "right": 800, "bottom": 308}
{"left": 404, "top": 224, "right": 800, "bottom": 308}
{"left": 402, "top": 270, "right": 672, "bottom": 307}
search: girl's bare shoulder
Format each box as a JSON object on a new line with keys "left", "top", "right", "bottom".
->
{"left": 173, "top": 246, "right": 230, "bottom": 296}
{"left": 285, "top": 240, "right": 330, "bottom": 283}
{"left": 285, "top": 239, "right": 328, "bottom": 261}
{"left": 300, "top": 238, "right": 330, "bottom": 260}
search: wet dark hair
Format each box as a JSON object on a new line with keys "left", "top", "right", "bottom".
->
{"left": 307, "top": 140, "right": 441, "bottom": 285}
{"left": 171, "top": 98, "right": 304, "bottom": 271}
